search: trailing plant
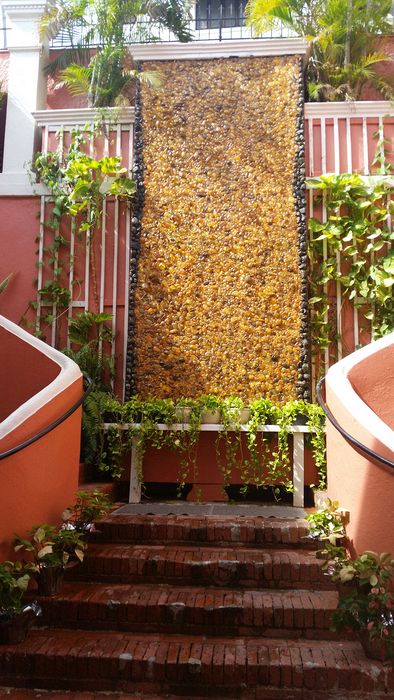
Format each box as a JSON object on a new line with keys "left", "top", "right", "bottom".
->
{"left": 216, "top": 396, "right": 247, "bottom": 489}
{"left": 308, "top": 173, "right": 394, "bottom": 359}
{"left": 241, "top": 398, "right": 279, "bottom": 493}
{"left": 97, "top": 395, "right": 326, "bottom": 496}
{"left": 269, "top": 400, "right": 326, "bottom": 492}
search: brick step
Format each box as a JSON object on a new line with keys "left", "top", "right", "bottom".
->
{"left": 95, "top": 515, "right": 315, "bottom": 548}
{"left": 35, "top": 582, "right": 339, "bottom": 639}
{"left": 0, "top": 692, "right": 179, "bottom": 700}
{"left": 0, "top": 630, "right": 392, "bottom": 698}
{"left": 70, "top": 544, "right": 332, "bottom": 590}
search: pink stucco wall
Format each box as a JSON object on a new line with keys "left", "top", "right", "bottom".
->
{"left": 326, "top": 333, "right": 394, "bottom": 555}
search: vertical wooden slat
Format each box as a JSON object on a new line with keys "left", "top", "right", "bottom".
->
{"left": 362, "top": 116, "right": 369, "bottom": 175}
{"left": 112, "top": 198, "right": 120, "bottom": 384}
{"left": 346, "top": 117, "right": 352, "bottom": 172}
{"left": 333, "top": 117, "right": 340, "bottom": 174}
{"left": 36, "top": 196, "right": 46, "bottom": 335}
{"left": 123, "top": 206, "right": 131, "bottom": 402}
{"left": 292, "top": 431, "right": 305, "bottom": 508}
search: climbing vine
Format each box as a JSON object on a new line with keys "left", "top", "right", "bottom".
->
{"left": 308, "top": 172, "right": 394, "bottom": 357}
{"left": 23, "top": 125, "right": 135, "bottom": 341}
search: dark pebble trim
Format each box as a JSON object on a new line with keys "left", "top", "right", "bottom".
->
{"left": 125, "top": 70, "right": 144, "bottom": 401}
{"left": 293, "top": 58, "right": 311, "bottom": 401}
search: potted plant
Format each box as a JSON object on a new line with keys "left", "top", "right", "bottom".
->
{"left": 198, "top": 395, "right": 223, "bottom": 424}
{"left": 14, "top": 525, "right": 87, "bottom": 596}
{"left": 0, "top": 561, "right": 41, "bottom": 644}
{"left": 305, "top": 498, "right": 345, "bottom": 545}
{"left": 62, "top": 489, "right": 113, "bottom": 534}
{"left": 330, "top": 551, "right": 394, "bottom": 661}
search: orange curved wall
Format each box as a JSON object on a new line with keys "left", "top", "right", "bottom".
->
{"left": 326, "top": 341, "right": 394, "bottom": 556}
{"left": 0, "top": 326, "right": 60, "bottom": 421}
{"left": 0, "top": 325, "right": 82, "bottom": 560}
{"left": 348, "top": 344, "right": 394, "bottom": 432}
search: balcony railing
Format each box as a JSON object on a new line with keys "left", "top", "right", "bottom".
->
{"left": 49, "top": 17, "right": 293, "bottom": 48}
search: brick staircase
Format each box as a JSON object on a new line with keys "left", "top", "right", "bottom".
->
{"left": 1, "top": 513, "right": 393, "bottom": 699}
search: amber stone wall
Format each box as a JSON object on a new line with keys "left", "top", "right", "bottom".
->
{"left": 135, "top": 56, "right": 302, "bottom": 402}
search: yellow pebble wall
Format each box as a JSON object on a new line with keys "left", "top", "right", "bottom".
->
{"left": 135, "top": 56, "right": 302, "bottom": 402}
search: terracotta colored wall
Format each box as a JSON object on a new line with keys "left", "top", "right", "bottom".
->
{"left": 348, "top": 344, "right": 394, "bottom": 431}
{"left": 0, "top": 319, "right": 83, "bottom": 559}
{"left": 0, "top": 326, "right": 60, "bottom": 421}
{"left": 0, "top": 383, "right": 82, "bottom": 560}
{"left": 326, "top": 335, "right": 394, "bottom": 555}
{"left": 0, "top": 197, "right": 41, "bottom": 323}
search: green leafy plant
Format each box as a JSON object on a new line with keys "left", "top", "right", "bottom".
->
{"left": 0, "top": 562, "right": 31, "bottom": 617}
{"left": 14, "top": 525, "right": 86, "bottom": 569}
{"left": 306, "top": 498, "right": 346, "bottom": 563}
{"left": 88, "top": 394, "right": 326, "bottom": 492}
{"left": 308, "top": 172, "right": 394, "bottom": 360}
{"left": 24, "top": 126, "right": 135, "bottom": 342}
{"left": 306, "top": 498, "right": 345, "bottom": 543}
{"left": 245, "top": 0, "right": 394, "bottom": 101}
{"left": 331, "top": 551, "right": 394, "bottom": 661}
{"left": 240, "top": 398, "right": 279, "bottom": 493}
{"left": 41, "top": 0, "right": 192, "bottom": 107}
{"left": 62, "top": 489, "right": 113, "bottom": 532}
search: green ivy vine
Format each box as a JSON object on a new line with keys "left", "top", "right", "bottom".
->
{"left": 308, "top": 172, "right": 394, "bottom": 354}
{"left": 23, "top": 124, "right": 135, "bottom": 340}
{"left": 94, "top": 394, "right": 326, "bottom": 495}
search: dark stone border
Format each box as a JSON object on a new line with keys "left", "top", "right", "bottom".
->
{"left": 125, "top": 57, "right": 311, "bottom": 402}
{"left": 125, "top": 73, "right": 144, "bottom": 401}
{"left": 293, "top": 58, "right": 311, "bottom": 401}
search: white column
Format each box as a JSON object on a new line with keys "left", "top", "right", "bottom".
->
{"left": 0, "top": 1, "right": 48, "bottom": 194}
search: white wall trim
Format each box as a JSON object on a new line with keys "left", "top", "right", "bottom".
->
{"left": 0, "top": 173, "right": 49, "bottom": 196}
{"left": 0, "top": 314, "right": 82, "bottom": 441}
{"left": 129, "top": 37, "right": 307, "bottom": 60}
{"left": 305, "top": 101, "right": 394, "bottom": 118}
{"left": 326, "top": 332, "right": 394, "bottom": 454}
{"left": 32, "top": 106, "right": 135, "bottom": 127}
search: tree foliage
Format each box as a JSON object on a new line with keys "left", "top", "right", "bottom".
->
{"left": 41, "top": 0, "right": 192, "bottom": 106}
{"left": 245, "top": 0, "right": 394, "bottom": 101}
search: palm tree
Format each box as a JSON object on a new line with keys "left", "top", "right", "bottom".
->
{"left": 245, "top": 0, "right": 394, "bottom": 101}
{"left": 41, "top": 0, "right": 193, "bottom": 107}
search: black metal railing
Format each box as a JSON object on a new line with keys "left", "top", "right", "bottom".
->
{"left": 0, "top": 373, "right": 92, "bottom": 461}
{"left": 317, "top": 377, "right": 394, "bottom": 470}
{"left": 49, "top": 17, "right": 292, "bottom": 48}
